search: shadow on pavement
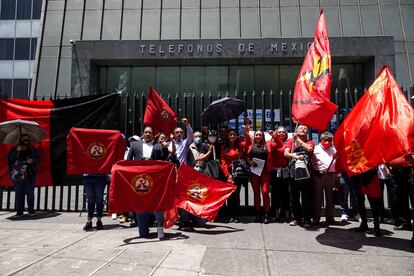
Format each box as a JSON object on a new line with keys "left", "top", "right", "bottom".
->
{"left": 122, "top": 232, "right": 189, "bottom": 245}
{"left": 316, "top": 227, "right": 414, "bottom": 253}
{"left": 6, "top": 211, "right": 61, "bottom": 221}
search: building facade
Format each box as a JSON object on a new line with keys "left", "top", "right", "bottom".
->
{"left": 0, "top": 0, "right": 42, "bottom": 98}
{"left": 27, "top": 0, "right": 414, "bottom": 131}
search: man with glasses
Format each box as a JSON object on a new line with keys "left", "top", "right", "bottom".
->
{"left": 171, "top": 118, "right": 193, "bottom": 165}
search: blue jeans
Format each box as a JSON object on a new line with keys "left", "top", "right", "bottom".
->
{"left": 339, "top": 173, "right": 359, "bottom": 216}
{"left": 83, "top": 175, "right": 107, "bottom": 219}
{"left": 136, "top": 211, "right": 164, "bottom": 237}
{"left": 13, "top": 176, "right": 35, "bottom": 213}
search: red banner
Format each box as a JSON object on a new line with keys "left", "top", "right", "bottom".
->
{"left": 334, "top": 66, "right": 414, "bottom": 176}
{"left": 173, "top": 164, "right": 235, "bottom": 222}
{"left": 109, "top": 160, "right": 176, "bottom": 213}
{"left": 0, "top": 99, "right": 53, "bottom": 187}
{"left": 67, "top": 128, "right": 125, "bottom": 174}
{"left": 292, "top": 10, "right": 337, "bottom": 131}
{"left": 143, "top": 87, "right": 177, "bottom": 136}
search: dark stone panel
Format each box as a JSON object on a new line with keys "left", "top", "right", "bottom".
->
{"left": 71, "top": 37, "right": 395, "bottom": 96}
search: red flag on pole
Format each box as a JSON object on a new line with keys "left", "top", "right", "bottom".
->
{"left": 109, "top": 160, "right": 176, "bottom": 214}
{"left": 292, "top": 9, "right": 337, "bottom": 131}
{"left": 143, "top": 87, "right": 177, "bottom": 136}
{"left": 66, "top": 128, "right": 125, "bottom": 174}
{"left": 165, "top": 164, "right": 236, "bottom": 224}
{"left": 334, "top": 66, "right": 414, "bottom": 176}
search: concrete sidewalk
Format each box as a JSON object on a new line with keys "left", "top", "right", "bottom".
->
{"left": 0, "top": 211, "right": 413, "bottom": 276}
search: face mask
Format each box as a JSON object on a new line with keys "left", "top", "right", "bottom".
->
{"left": 21, "top": 140, "right": 29, "bottom": 145}
{"left": 194, "top": 137, "right": 202, "bottom": 144}
{"left": 321, "top": 140, "right": 331, "bottom": 149}
{"left": 194, "top": 167, "right": 203, "bottom": 172}
{"left": 208, "top": 136, "right": 217, "bottom": 143}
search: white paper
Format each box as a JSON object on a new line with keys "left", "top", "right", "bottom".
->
{"left": 250, "top": 158, "right": 265, "bottom": 176}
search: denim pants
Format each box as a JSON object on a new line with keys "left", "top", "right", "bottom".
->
{"left": 339, "top": 173, "right": 359, "bottom": 216}
{"left": 83, "top": 175, "right": 107, "bottom": 219}
{"left": 13, "top": 176, "right": 35, "bottom": 213}
{"left": 136, "top": 211, "right": 164, "bottom": 237}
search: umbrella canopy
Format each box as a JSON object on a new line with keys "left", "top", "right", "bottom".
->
{"left": 201, "top": 97, "right": 247, "bottom": 125}
{"left": 0, "top": 119, "right": 47, "bottom": 144}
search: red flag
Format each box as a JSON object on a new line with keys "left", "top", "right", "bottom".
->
{"left": 334, "top": 66, "right": 414, "bottom": 176}
{"left": 109, "top": 160, "right": 176, "bottom": 213}
{"left": 292, "top": 10, "right": 337, "bottom": 131}
{"left": 143, "top": 87, "right": 177, "bottom": 136}
{"left": 174, "top": 164, "right": 236, "bottom": 222}
{"left": 67, "top": 128, "right": 125, "bottom": 174}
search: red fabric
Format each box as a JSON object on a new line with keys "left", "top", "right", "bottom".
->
{"left": 247, "top": 135, "right": 284, "bottom": 172}
{"left": 334, "top": 66, "right": 414, "bottom": 176}
{"left": 174, "top": 164, "right": 236, "bottom": 222}
{"left": 0, "top": 98, "right": 54, "bottom": 187}
{"left": 292, "top": 10, "right": 337, "bottom": 131}
{"left": 109, "top": 160, "right": 176, "bottom": 213}
{"left": 389, "top": 155, "right": 414, "bottom": 168}
{"left": 251, "top": 170, "right": 271, "bottom": 212}
{"left": 67, "top": 128, "right": 125, "bottom": 174}
{"left": 143, "top": 87, "right": 177, "bottom": 136}
{"left": 220, "top": 133, "right": 252, "bottom": 177}
{"left": 361, "top": 175, "right": 382, "bottom": 198}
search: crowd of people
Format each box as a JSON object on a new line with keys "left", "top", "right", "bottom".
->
{"left": 6, "top": 118, "right": 414, "bottom": 247}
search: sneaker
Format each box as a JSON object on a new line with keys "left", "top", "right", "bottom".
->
{"left": 354, "top": 214, "right": 362, "bottom": 223}
{"left": 28, "top": 210, "right": 36, "bottom": 216}
{"left": 13, "top": 212, "right": 24, "bottom": 218}
{"left": 157, "top": 227, "right": 165, "bottom": 239}
{"left": 340, "top": 214, "right": 348, "bottom": 222}
{"left": 111, "top": 213, "right": 117, "bottom": 220}
{"left": 83, "top": 221, "right": 93, "bottom": 231}
{"left": 289, "top": 220, "right": 299, "bottom": 226}
{"left": 96, "top": 221, "right": 103, "bottom": 230}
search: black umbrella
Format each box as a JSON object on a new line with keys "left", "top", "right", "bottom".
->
{"left": 201, "top": 97, "right": 247, "bottom": 125}
{"left": 0, "top": 119, "right": 47, "bottom": 144}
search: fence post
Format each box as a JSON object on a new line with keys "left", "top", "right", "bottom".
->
{"left": 252, "top": 90, "right": 256, "bottom": 131}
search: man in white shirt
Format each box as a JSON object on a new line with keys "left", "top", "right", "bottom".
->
{"left": 127, "top": 127, "right": 154, "bottom": 160}
{"left": 311, "top": 131, "right": 337, "bottom": 225}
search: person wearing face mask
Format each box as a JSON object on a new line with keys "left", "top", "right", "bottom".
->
{"left": 187, "top": 131, "right": 213, "bottom": 167}
{"left": 8, "top": 134, "right": 39, "bottom": 217}
{"left": 311, "top": 132, "right": 337, "bottom": 225}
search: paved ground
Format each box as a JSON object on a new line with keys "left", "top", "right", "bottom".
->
{"left": 0, "top": 211, "right": 413, "bottom": 276}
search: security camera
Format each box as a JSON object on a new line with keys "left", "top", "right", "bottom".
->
{"left": 69, "top": 39, "right": 75, "bottom": 44}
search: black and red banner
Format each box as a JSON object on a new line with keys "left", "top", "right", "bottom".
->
{"left": 67, "top": 128, "right": 125, "bottom": 174}
{"left": 0, "top": 93, "right": 121, "bottom": 187}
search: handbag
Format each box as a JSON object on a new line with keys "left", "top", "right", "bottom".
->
{"left": 10, "top": 160, "right": 28, "bottom": 182}
{"left": 231, "top": 151, "right": 251, "bottom": 179}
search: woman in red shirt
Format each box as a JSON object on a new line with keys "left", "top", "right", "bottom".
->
{"left": 220, "top": 126, "right": 251, "bottom": 223}
{"left": 247, "top": 130, "right": 283, "bottom": 224}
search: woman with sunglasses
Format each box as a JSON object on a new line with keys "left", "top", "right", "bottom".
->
{"left": 247, "top": 129, "right": 284, "bottom": 224}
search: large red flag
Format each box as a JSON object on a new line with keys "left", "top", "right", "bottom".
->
{"left": 109, "top": 160, "right": 176, "bottom": 213}
{"left": 143, "top": 87, "right": 177, "bottom": 136}
{"left": 67, "top": 128, "right": 125, "bottom": 174}
{"left": 334, "top": 66, "right": 414, "bottom": 176}
{"left": 292, "top": 10, "right": 337, "bottom": 131}
{"left": 166, "top": 164, "right": 236, "bottom": 224}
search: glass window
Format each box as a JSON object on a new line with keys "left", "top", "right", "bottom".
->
{"left": 99, "top": 67, "right": 107, "bottom": 93}
{"left": 130, "top": 67, "right": 155, "bottom": 96}
{"left": 107, "top": 67, "right": 130, "bottom": 93}
{"left": 241, "top": 8, "right": 259, "bottom": 38}
{"left": 141, "top": 9, "right": 160, "bottom": 39}
{"left": 204, "top": 66, "right": 229, "bottom": 93}
{"left": 341, "top": 6, "right": 362, "bottom": 36}
{"left": 102, "top": 9, "right": 122, "bottom": 40}
{"left": 62, "top": 11, "right": 83, "bottom": 46}
{"left": 43, "top": 10, "right": 64, "bottom": 47}
{"left": 1, "top": 0, "right": 16, "bottom": 19}
{"left": 155, "top": 67, "right": 180, "bottom": 95}
{"left": 228, "top": 66, "right": 254, "bottom": 96}
{"left": 221, "top": 8, "right": 240, "bottom": 38}
{"left": 32, "top": 0, "right": 42, "bottom": 19}
{"left": 14, "top": 38, "right": 30, "bottom": 60}
{"left": 401, "top": 4, "right": 414, "bottom": 41}
{"left": 261, "top": 8, "right": 280, "bottom": 38}
{"left": 161, "top": 9, "right": 180, "bottom": 39}
{"left": 122, "top": 10, "right": 140, "bottom": 39}
{"left": 0, "top": 79, "right": 12, "bottom": 98}
{"left": 181, "top": 9, "right": 200, "bottom": 39}
{"left": 361, "top": 6, "right": 381, "bottom": 36}
{"left": 201, "top": 8, "right": 220, "bottom": 39}
{"left": 280, "top": 7, "right": 300, "bottom": 38}
{"left": 300, "top": 6, "right": 318, "bottom": 37}
{"left": 0, "top": 39, "right": 14, "bottom": 60}
{"left": 30, "top": 38, "right": 37, "bottom": 59}
{"left": 320, "top": 6, "right": 340, "bottom": 37}
{"left": 180, "top": 66, "right": 205, "bottom": 93}
{"left": 82, "top": 10, "right": 102, "bottom": 40}
{"left": 381, "top": 5, "right": 403, "bottom": 40}
{"left": 17, "top": 0, "right": 31, "bottom": 19}
{"left": 13, "top": 79, "right": 29, "bottom": 98}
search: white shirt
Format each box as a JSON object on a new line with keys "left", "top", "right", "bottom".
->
{"left": 312, "top": 144, "right": 336, "bottom": 172}
{"left": 142, "top": 141, "right": 153, "bottom": 159}
{"left": 378, "top": 164, "right": 391, "bottom": 179}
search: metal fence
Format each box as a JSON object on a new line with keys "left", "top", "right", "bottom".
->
{"left": 1, "top": 86, "right": 413, "bottom": 212}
